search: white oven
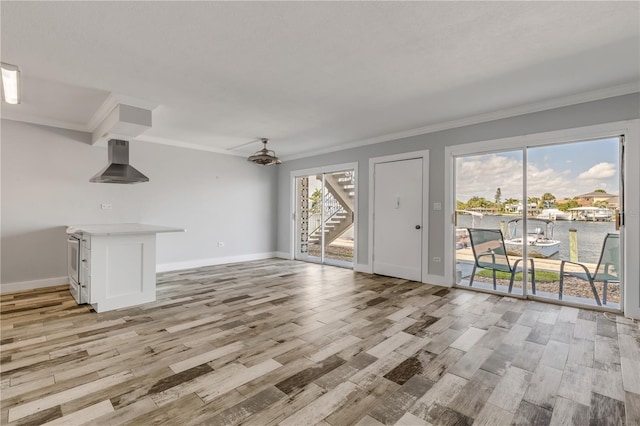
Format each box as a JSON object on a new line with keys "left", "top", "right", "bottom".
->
{"left": 67, "top": 234, "right": 83, "bottom": 303}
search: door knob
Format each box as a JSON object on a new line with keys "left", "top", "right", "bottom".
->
{"left": 415, "top": 225, "right": 421, "bottom": 229}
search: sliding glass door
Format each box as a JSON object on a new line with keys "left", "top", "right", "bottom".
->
{"left": 453, "top": 137, "right": 622, "bottom": 310}
{"left": 295, "top": 169, "right": 355, "bottom": 268}
{"left": 525, "top": 138, "right": 621, "bottom": 308}
{"left": 455, "top": 151, "right": 525, "bottom": 296}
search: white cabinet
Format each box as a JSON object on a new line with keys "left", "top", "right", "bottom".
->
{"left": 68, "top": 224, "right": 184, "bottom": 313}
{"left": 80, "top": 242, "right": 91, "bottom": 304}
{"left": 79, "top": 233, "right": 156, "bottom": 313}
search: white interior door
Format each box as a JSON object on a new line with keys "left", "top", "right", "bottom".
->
{"left": 373, "top": 158, "right": 423, "bottom": 280}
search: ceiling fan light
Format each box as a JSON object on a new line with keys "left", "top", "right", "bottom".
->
{"left": 1, "top": 63, "right": 21, "bottom": 105}
{"left": 248, "top": 138, "right": 281, "bottom": 165}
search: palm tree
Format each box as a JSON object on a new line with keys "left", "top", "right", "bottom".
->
{"left": 310, "top": 189, "right": 323, "bottom": 214}
{"left": 466, "top": 196, "right": 493, "bottom": 209}
{"left": 541, "top": 192, "right": 556, "bottom": 208}
{"left": 557, "top": 199, "right": 579, "bottom": 211}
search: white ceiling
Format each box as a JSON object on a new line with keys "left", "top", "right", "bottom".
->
{"left": 1, "top": 1, "right": 639, "bottom": 159}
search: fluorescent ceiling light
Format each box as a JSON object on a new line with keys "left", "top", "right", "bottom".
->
{"left": 1, "top": 63, "right": 21, "bottom": 105}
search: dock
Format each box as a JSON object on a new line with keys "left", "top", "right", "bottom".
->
{"left": 455, "top": 248, "right": 597, "bottom": 273}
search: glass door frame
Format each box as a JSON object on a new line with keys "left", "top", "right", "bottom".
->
{"left": 290, "top": 162, "right": 358, "bottom": 269}
{"left": 444, "top": 121, "right": 637, "bottom": 314}
{"left": 453, "top": 148, "right": 529, "bottom": 298}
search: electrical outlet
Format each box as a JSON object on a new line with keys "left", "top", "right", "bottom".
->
{"left": 101, "top": 203, "right": 112, "bottom": 210}
{"left": 433, "top": 256, "right": 441, "bottom": 262}
{"left": 218, "top": 241, "right": 225, "bottom": 247}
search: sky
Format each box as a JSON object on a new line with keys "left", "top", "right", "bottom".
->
{"left": 456, "top": 137, "right": 620, "bottom": 202}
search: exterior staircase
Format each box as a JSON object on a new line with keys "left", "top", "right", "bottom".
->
{"left": 308, "top": 171, "right": 355, "bottom": 246}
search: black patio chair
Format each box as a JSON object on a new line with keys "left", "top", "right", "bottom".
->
{"left": 560, "top": 233, "right": 619, "bottom": 306}
{"left": 467, "top": 228, "right": 535, "bottom": 294}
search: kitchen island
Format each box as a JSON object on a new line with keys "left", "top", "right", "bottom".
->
{"left": 66, "top": 223, "right": 185, "bottom": 313}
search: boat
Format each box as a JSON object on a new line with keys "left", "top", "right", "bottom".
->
{"left": 537, "top": 208, "right": 572, "bottom": 221}
{"left": 568, "top": 207, "right": 613, "bottom": 222}
{"left": 504, "top": 218, "right": 560, "bottom": 258}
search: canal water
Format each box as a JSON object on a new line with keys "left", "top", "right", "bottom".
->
{"left": 457, "top": 214, "right": 617, "bottom": 263}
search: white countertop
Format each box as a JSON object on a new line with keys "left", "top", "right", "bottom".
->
{"left": 66, "top": 223, "right": 186, "bottom": 236}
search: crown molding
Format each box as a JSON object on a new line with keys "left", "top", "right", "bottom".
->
{"left": 85, "top": 93, "right": 120, "bottom": 133}
{"left": 3, "top": 82, "right": 637, "bottom": 159}
{"left": 282, "top": 82, "right": 640, "bottom": 161}
{"left": 134, "top": 134, "right": 245, "bottom": 157}
{"left": 0, "top": 112, "right": 88, "bottom": 132}
{"left": 1, "top": 92, "right": 160, "bottom": 135}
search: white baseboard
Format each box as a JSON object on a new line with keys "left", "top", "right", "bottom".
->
{"left": 0, "top": 263, "right": 451, "bottom": 294}
{"left": 156, "top": 252, "right": 279, "bottom": 273}
{"left": 1, "top": 276, "right": 68, "bottom": 294}
{"left": 354, "top": 263, "right": 373, "bottom": 274}
{"left": 422, "top": 274, "right": 453, "bottom": 287}
{"left": 275, "top": 251, "right": 292, "bottom": 260}
{"left": 352, "top": 266, "right": 449, "bottom": 284}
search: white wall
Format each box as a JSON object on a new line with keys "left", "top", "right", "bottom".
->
{"left": 1, "top": 119, "right": 278, "bottom": 290}
{"left": 2, "top": 93, "right": 639, "bottom": 308}
{"left": 277, "top": 93, "right": 640, "bottom": 273}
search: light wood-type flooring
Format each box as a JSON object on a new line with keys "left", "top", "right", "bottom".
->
{"left": 1, "top": 259, "right": 639, "bottom": 425}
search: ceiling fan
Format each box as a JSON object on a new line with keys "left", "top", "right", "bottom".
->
{"left": 247, "top": 138, "right": 281, "bottom": 166}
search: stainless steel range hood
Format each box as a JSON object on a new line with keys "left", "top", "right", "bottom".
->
{"left": 90, "top": 139, "right": 149, "bottom": 184}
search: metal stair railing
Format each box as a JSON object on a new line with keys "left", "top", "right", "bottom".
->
{"left": 322, "top": 172, "right": 355, "bottom": 213}
{"left": 308, "top": 192, "right": 346, "bottom": 240}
